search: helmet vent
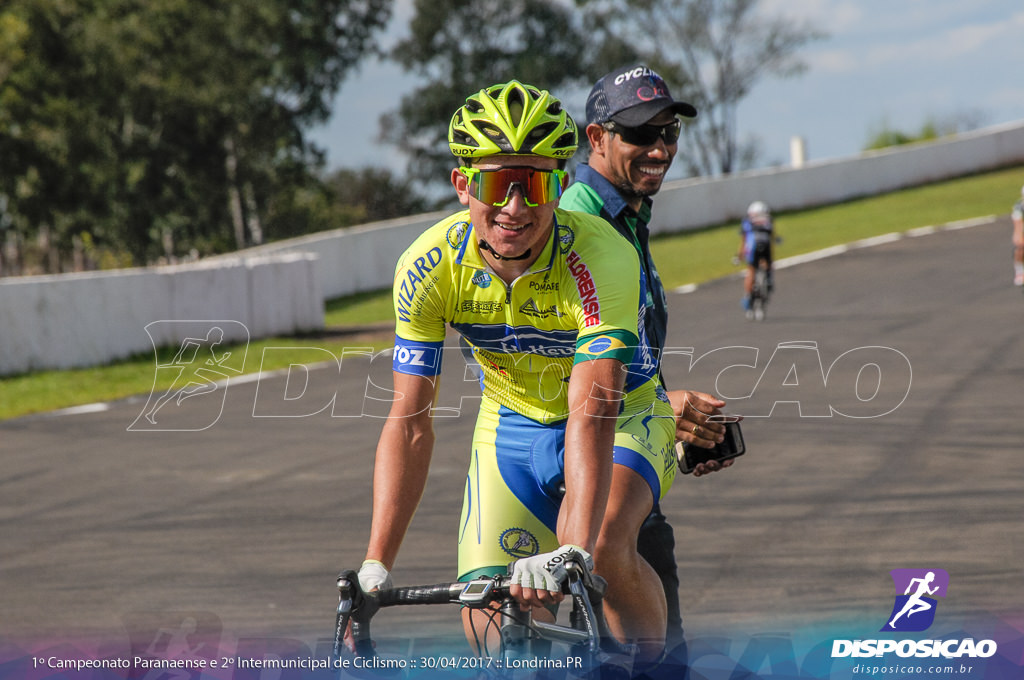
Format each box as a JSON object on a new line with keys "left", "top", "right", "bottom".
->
{"left": 527, "top": 122, "right": 556, "bottom": 144}
{"left": 506, "top": 87, "right": 526, "bottom": 126}
{"left": 478, "top": 122, "right": 513, "bottom": 151}
{"left": 451, "top": 130, "right": 476, "bottom": 147}
{"left": 553, "top": 131, "right": 576, "bottom": 149}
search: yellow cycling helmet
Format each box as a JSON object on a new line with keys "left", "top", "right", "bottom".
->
{"left": 448, "top": 81, "right": 578, "bottom": 162}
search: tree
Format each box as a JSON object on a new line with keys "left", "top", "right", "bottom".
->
{"left": 580, "top": 0, "right": 825, "bottom": 176}
{"left": 381, "top": 0, "right": 609, "bottom": 187}
{"left": 261, "top": 166, "right": 440, "bottom": 242}
{"left": 0, "top": 0, "right": 391, "bottom": 272}
{"left": 325, "top": 167, "right": 440, "bottom": 223}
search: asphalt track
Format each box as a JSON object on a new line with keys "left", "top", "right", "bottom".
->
{"left": 2, "top": 216, "right": 1023, "bottom": 658}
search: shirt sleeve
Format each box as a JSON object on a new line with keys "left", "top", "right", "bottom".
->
{"left": 559, "top": 213, "right": 642, "bottom": 365}
{"left": 392, "top": 237, "right": 447, "bottom": 376}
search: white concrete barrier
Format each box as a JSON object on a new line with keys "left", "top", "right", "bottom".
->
{"left": 650, "top": 119, "right": 1024, "bottom": 234}
{"left": 226, "top": 210, "right": 449, "bottom": 300}
{"left": 239, "top": 119, "right": 1024, "bottom": 298}
{"left": 0, "top": 253, "right": 322, "bottom": 376}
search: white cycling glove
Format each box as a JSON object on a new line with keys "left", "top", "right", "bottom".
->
{"left": 357, "top": 559, "right": 393, "bottom": 593}
{"left": 510, "top": 544, "right": 593, "bottom": 592}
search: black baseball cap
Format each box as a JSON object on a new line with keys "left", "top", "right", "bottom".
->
{"left": 586, "top": 64, "right": 697, "bottom": 127}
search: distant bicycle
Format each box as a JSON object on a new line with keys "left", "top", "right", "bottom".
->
{"left": 747, "top": 258, "right": 770, "bottom": 321}
{"left": 732, "top": 252, "right": 772, "bottom": 321}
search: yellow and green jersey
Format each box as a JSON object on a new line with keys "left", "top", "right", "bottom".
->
{"left": 392, "top": 208, "right": 660, "bottom": 423}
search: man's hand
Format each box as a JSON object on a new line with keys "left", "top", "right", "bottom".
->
{"left": 341, "top": 560, "right": 392, "bottom": 653}
{"left": 668, "top": 390, "right": 738, "bottom": 476}
{"left": 357, "top": 559, "right": 392, "bottom": 593}
{"left": 509, "top": 544, "right": 593, "bottom": 610}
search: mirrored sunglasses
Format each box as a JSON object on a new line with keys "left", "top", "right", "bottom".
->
{"left": 459, "top": 166, "right": 568, "bottom": 207}
{"left": 604, "top": 119, "right": 682, "bottom": 147}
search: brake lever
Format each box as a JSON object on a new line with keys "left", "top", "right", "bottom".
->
{"left": 333, "top": 571, "right": 358, "bottom": 659}
{"left": 558, "top": 559, "right": 604, "bottom": 655}
{"left": 335, "top": 570, "right": 381, "bottom": 658}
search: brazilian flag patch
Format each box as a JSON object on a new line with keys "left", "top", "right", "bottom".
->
{"left": 574, "top": 329, "right": 636, "bottom": 364}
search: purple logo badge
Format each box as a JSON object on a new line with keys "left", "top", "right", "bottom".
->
{"left": 881, "top": 568, "right": 949, "bottom": 632}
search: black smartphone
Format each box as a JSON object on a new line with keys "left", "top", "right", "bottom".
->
{"left": 678, "top": 418, "right": 745, "bottom": 474}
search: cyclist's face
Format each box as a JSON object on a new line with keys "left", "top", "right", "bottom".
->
{"left": 587, "top": 110, "right": 677, "bottom": 207}
{"left": 451, "top": 155, "right": 559, "bottom": 264}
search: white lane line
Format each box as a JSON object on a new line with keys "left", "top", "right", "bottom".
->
{"left": 673, "top": 215, "right": 996, "bottom": 294}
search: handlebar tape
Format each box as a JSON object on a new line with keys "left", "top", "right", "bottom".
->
{"left": 378, "top": 583, "right": 463, "bottom": 606}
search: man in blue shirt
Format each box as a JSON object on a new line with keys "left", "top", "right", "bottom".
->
{"left": 560, "top": 64, "right": 736, "bottom": 659}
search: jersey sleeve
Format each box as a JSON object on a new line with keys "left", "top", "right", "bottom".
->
{"left": 559, "top": 213, "right": 641, "bottom": 365}
{"left": 392, "top": 234, "right": 448, "bottom": 376}
{"left": 558, "top": 181, "right": 603, "bottom": 215}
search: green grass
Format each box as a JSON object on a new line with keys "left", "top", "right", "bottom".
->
{"left": 3, "top": 164, "right": 1021, "bottom": 420}
{"left": 652, "top": 163, "right": 1023, "bottom": 289}
{"left": 324, "top": 288, "right": 396, "bottom": 327}
{"left": 0, "top": 334, "right": 392, "bottom": 421}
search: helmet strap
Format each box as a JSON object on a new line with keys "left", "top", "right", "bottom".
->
{"left": 478, "top": 239, "right": 532, "bottom": 261}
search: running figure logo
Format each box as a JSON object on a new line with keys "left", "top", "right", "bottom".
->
{"left": 129, "top": 321, "right": 248, "bottom": 432}
{"left": 881, "top": 568, "right": 949, "bottom": 632}
{"left": 123, "top": 610, "right": 220, "bottom": 680}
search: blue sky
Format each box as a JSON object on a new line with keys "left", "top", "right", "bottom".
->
{"left": 308, "top": 0, "right": 1024, "bottom": 182}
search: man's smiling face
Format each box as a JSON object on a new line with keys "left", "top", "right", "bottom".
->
{"left": 587, "top": 109, "right": 679, "bottom": 207}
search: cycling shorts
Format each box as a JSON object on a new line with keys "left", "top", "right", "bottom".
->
{"left": 456, "top": 381, "right": 676, "bottom": 581}
{"left": 745, "top": 241, "right": 772, "bottom": 267}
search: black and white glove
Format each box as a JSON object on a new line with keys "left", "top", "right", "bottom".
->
{"left": 510, "top": 544, "right": 593, "bottom": 592}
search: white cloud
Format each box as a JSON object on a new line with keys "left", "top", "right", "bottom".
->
{"left": 804, "top": 7, "right": 1024, "bottom": 76}
{"left": 758, "top": 0, "right": 863, "bottom": 33}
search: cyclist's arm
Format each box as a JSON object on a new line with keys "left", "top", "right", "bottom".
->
{"left": 363, "top": 370, "right": 439, "bottom": 571}
{"left": 558, "top": 356, "right": 625, "bottom": 554}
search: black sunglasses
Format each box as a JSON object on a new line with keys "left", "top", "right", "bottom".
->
{"left": 603, "top": 119, "right": 682, "bottom": 146}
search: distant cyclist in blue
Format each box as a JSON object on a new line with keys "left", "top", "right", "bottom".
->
{"left": 738, "top": 200, "right": 777, "bottom": 311}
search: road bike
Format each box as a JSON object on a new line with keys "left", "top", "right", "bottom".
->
{"left": 747, "top": 259, "right": 770, "bottom": 321}
{"left": 332, "top": 553, "right": 635, "bottom": 678}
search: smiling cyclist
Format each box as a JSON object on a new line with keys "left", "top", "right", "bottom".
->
{"left": 353, "top": 80, "right": 677, "bottom": 666}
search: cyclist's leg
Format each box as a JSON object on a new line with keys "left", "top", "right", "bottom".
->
{"left": 636, "top": 505, "right": 684, "bottom": 648}
{"left": 593, "top": 385, "right": 677, "bottom": 662}
{"left": 742, "top": 242, "right": 758, "bottom": 309}
{"left": 596, "top": 469, "right": 666, "bottom": 662}
{"left": 742, "top": 266, "right": 755, "bottom": 310}
{"left": 457, "top": 398, "right": 562, "bottom": 575}
{"left": 763, "top": 244, "right": 775, "bottom": 291}
{"left": 457, "top": 397, "right": 562, "bottom": 651}
{"left": 1014, "top": 243, "right": 1024, "bottom": 286}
